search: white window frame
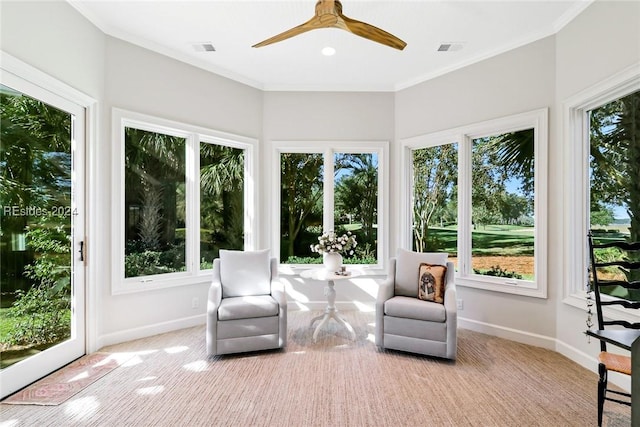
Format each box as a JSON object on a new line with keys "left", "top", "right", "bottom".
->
{"left": 271, "top": 141, "right": 389, "bottom": 274}
{"left": 401, "top": 108, "right": 548, "bottom": 298}
{"left": 563, "top": 64, "right": 640, "bottom": 314}
{"left": 112, "top": 108, "right": 257, "bottom": 295}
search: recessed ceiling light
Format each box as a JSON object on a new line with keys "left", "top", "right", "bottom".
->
{"left": 321, "top": 46, "right": 336, "bottom": 56}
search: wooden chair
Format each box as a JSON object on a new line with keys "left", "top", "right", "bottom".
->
{"left": 587, "top": 231, "right": 640, "bottom": 426}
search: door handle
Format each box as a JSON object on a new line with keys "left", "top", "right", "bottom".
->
{"left": 79, "top": 241, "right": 85, "bottom": 261}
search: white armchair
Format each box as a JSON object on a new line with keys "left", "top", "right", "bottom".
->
{"left": 375, "top": 249, "right": 457, "bottom": 360}
{"left": 206, "top": 249, "right": 287, "bottom": 356}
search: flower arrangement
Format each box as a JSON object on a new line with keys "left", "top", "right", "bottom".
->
{"left": 310, "top": 231, "right": 357, "bottom": 256}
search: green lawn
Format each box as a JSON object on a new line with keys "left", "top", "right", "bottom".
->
{"left": 428, "top": 225, "right": 534, "bottom": 256}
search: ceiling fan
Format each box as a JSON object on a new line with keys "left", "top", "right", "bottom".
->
{"left": 252, "top": 0, "right": 407, "bottom": 51}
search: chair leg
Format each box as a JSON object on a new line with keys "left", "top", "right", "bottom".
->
{"left": 597, "top": 363, "right": 607, "bottom": 427}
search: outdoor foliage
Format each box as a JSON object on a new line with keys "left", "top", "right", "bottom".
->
{"left": 589, "top": 90, "right": 640, "bottom": 295}
{"left": 1, "top": 86, "right": 73, "bottom": 354}
{"left": 280, "top": 152, "right": 379, "bottom": 264}
{"left": 3, "top": 286, "right": 70, "bottom": 347}
{"left": 411, "top": 129, "right": 535, "bottom": 278}
{"left": 473, "top": 265, "right": 523, "bottom": 279}
{"left": 124, "top": 127, "right": 187, "bottom": 277}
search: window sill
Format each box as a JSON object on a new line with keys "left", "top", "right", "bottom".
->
{"left": 564, "top": 291, "right": 640, "bottom": 324}
{"left": 279, "top": 263, "right": 386, "bottom": 277}
{"left": 456, "top": 274, "right": 547, "bottom": 299}
{"left": 111, "top": 271, "right": 213, "bottom": 295}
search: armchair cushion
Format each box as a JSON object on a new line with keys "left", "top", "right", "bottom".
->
{"left": 218, "top": 295, "right": 280, "bottom": 321}
{"left": 220, "top": 249, "right": 271, "bottom": 297}
{"left": 395, "top": 248, "right": 447, "bottom": 297}
{"left": 384, "top": 296, "right": 446, "bottom": 322}
{"left": 418, "top": 263, "right": 447, "bottom": 304}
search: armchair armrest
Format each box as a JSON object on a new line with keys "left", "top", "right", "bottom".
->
{"left": 208, "top": 258, "right": 223, "bottom": 313}
{"left": 206, "top": 258, "right": 223, "bottom": 355}
{"left": 375, "top": 258, "right": 396, "bottom": 346}
{"left": 443, "top": 261, "right": 457, "bottom": 359}
{"left": 271, "top": 279, "right": 287, "bottom": 309}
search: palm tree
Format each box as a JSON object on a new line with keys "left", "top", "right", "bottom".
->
{"left": 199, "top": 144, "right": 245, "bottom": 256}
{"left": 280, "top": 153, "right": 323, "bottom": 261}
{"left": 334, "top": 153, "right": 378, "bottom": 251}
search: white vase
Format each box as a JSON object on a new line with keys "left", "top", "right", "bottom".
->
{"left": 323, "top": 252, "right": 342, "bottom": 272}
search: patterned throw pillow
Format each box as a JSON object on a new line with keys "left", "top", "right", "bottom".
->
{"left": 417, "top": 263, "right": 447, "bottom": 304}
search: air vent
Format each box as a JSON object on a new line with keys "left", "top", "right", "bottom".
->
{"left": 192, "top": 43, "right": 216, "bottom": 52}
{"left": 437, "top": 42, "right": 464, "bottom": 52}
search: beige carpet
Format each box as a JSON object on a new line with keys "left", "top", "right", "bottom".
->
{"left": 0, "top": 310, "right": 630, "bottom": 426}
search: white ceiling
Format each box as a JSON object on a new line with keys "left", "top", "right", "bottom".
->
{"left": 68, "top": 0, "right": 592, "bottom": 92}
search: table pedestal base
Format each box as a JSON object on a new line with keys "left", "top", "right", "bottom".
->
{"left": 309, "top": 280, "right": 356, "bottom": 342}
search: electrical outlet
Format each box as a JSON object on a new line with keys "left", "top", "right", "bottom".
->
{"left": 456, "top": 299, "right": 463, "bottom": 310}
{"left": 191, "top": 297, "right": 199, "bottom": 309}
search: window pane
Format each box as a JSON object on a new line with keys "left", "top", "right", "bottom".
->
{"left": 280, "top": 153, "right": 323, "bottom": 264}
{"left": 200, "top": 143, "right": 244, "bottom": 269}
{"left": 334, "top": 153, "right": 378, "bottom": 264}
{"left": 412, "top": 144, "right": 458, "bottom": 268}
{"left": 1, "top": 85, "right": 73, "bottom": 367}
{"left": 471, "top": 129, "right": 535, "bottom": 280}
{"left": 124, "top": 127, "right": 186, "bottom": 277}
{"left": 589, "top": 90, "right": 640, "bottom": 300}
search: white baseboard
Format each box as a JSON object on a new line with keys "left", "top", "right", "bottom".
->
{"left": 460, "top": 316, "right": 631, "bottom": 393}
{"left": 458, "top": 317, "right": 557, "bottom": 350}
{"left": 556, "top": 338, "right": 631, "bottom": 393}
{"left": 95, "top": 313, "right": 206, "bottom": 350}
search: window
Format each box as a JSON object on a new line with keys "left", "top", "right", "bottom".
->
{"left": 273, "top": 142, "right": 388, "bottom": 271}
{"left": 471, "top": 129, "right": 535, "bottom": 282}
{"left": 124, "top": 127, "right": 187, "bottom": 278}
{"left": 113, "top": 109, "right": 256, "bottom": 294}
{"left": 199, "top": 142, "right": 245, "bottom": 270}
{"left": 402, "top": 109, "right": 548, "bottom": 298}
{"left": 589, "top": 90, "right": 639, "bottom": 300}
{"left": 564, "top": 65, "right": 640, "bottom": 308}
{"left": 411, "top": 143, "right": 459, "bottom": 268}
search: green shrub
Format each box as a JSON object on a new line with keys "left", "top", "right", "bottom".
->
{"left": 473, "top": 265, "right": 523, "bottom": 279}
{"left": 4, "top": 286, "right": 70, "bottom": 347}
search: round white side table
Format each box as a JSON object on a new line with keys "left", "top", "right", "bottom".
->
{"left": 300, "top": 268, "right": 362, "bottom": 342}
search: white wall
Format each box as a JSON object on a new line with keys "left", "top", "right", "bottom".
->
{"left": 97, "top": 37, "right": 263, "bottom": 344}
{"left": 0, "top": 1, "right": 105, "bottom": 98}
{"left": 554, "top": 0, "right": 640, "bottom": 369}
{"left": 396, "top": 36, "right": 558, "bottom": 344}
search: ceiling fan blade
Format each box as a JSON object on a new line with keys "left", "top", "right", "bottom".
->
{"left": 252, "top": 17, "right": 323, "bottom": 48}
{"left": 252, "top": 0, "right": 407, "bottom": 51}
{"left": 340, "top": 15, "right": 407, "bottom": 51}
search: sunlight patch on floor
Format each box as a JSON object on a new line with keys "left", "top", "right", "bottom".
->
{"left": 68, "top": 370, "right": 90, "bottom": 382}
{"left": 164, "top": 346, "right": 189, "bottom": 354}
{"left": 136, "top": 376, "right": 158, "bottom": 382}
{"left": 183, "top": 360, "right": 209, "bottom": 372}
{"left": 136, "top": 385, "right": 164, "bottom": 395}
{"left": 64, "top": 396, "right": 100, "bottom": 421}
{"left": 120, "top": 350, "right": 158, "bottom": 367}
